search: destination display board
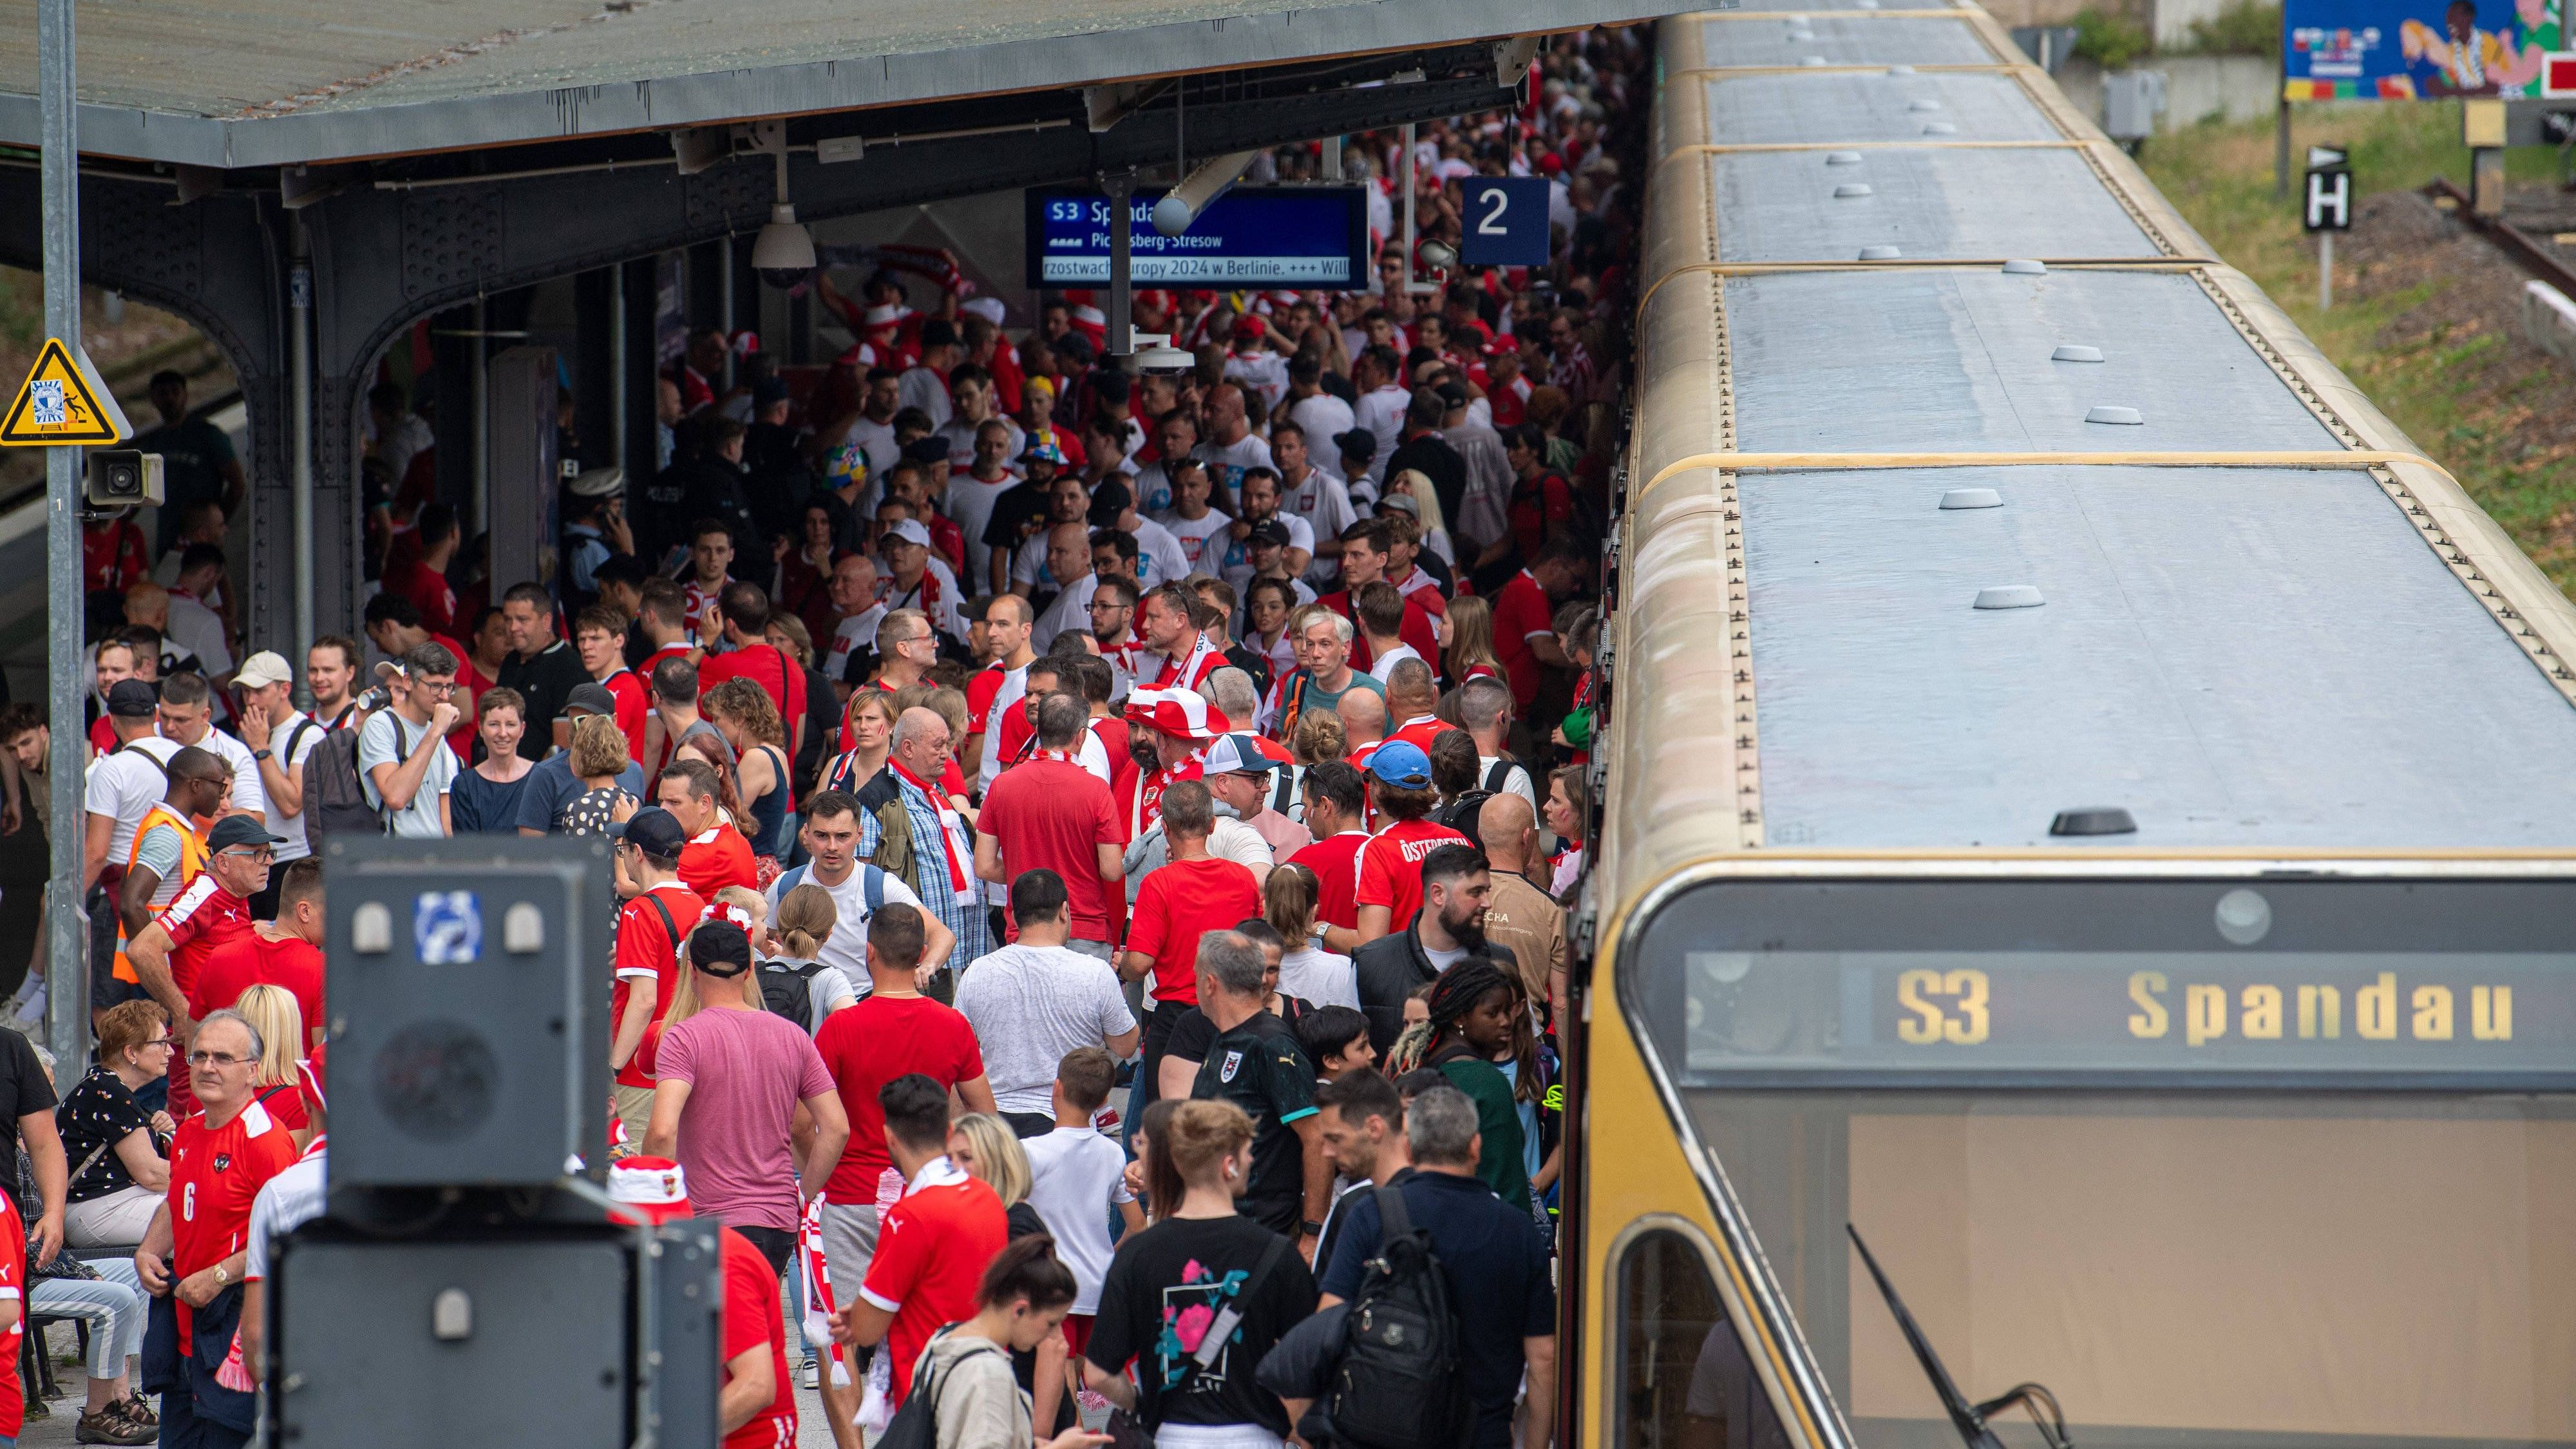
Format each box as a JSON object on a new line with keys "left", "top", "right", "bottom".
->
{"left": 1683, "top": 951, "right": 2570, "bottom": 1076}
{"left": 1023, "top": 186, "right": 1368, "bottom": 288}
{"left": 1629, "top": 875, "right": 2576, "bottom": 1086}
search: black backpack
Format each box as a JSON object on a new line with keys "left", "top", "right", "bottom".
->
{"left": 1327, "top": 1185, "right": 1472, "bottom": 1449}
{"left": 758, "top": 960, "right": 828, "bottom": 1030}
{"left": 303, "top": 718, "right": 385, "bottom": 847}
{"left": 1438, "top": 759, "right": 1515, "bottom": 835}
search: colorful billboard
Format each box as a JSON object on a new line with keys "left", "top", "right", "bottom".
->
{"left": 2285, "top": 0, "right": 2567, "bottom": 98}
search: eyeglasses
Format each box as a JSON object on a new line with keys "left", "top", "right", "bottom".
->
{"left": 141, "top": 1036, "right": 174, "bottom": 1050}
{"left": 187, "top": 1050, "right": 249, "bottom": 1068}
{"left": 216, "top": 847, "right": 274, "bottom": 864}
{"left": 413, "top": 678, "right": 459, "bottom": 694}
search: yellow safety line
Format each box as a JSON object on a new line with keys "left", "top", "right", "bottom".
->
{"left": 1641, "top": 448, "right": 2457, "bottom": 495}
{"left": 1637, "top": 257, "right": 2211, "bottom": 312}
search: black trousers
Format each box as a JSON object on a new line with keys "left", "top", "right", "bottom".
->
{"left": 734, "top": 1223, "right": 796, "bottom": 1280}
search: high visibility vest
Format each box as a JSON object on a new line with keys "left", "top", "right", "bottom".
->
{"left": 114, "top": 803, "right": 206, "bottom": 984}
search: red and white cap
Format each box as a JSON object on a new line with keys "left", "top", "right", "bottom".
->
{"left": 1123, "top": 687, "right": 1229, "bottom": 742}
{"left": 863, "top": 303, "right": 905, "bottom": 330}
{"left": 607, "top": 1156, "right": 694, "bottom": 1226}
{"left": 729, "top": 330, "right": 762, "bottom": 357}
{"left": 1202, "top": 732, "right": 1290, "bottom": 775}
{"left": 962, "top": 296, "right": 1006, "bottom": 326}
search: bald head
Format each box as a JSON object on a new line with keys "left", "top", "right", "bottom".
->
{"left": 889, "top": 706, "right": 952, "bottom": 779}
{"left": 1337, "top": 687, "right": 1387, "bottom": 744}
{"left": 1478, "top": 790, "right": 1538, "bottom": 869}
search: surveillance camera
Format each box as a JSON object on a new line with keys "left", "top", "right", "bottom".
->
{"left": 1126, "top": 330, "right": 1196, "bottom": 376}
{"left": 85, "top": 450, "right": 163, "bottom": 507}
{"left": 752, "top": 204, "right": 815, "bottom": 289}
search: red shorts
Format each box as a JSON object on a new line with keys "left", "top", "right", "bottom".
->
{"left": 1061, "top": 1313, "right": 1093, "bottom": 1359}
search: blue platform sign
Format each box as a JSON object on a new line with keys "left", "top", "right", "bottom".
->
{"left": 415, "top": 891, "right": 483, "bottom": 965}
{"left": 1024, "top": 186, "right": 1367, "bottom": 289}
{"left": 1458, "top": 177, "right": 1553, "bottom": 267}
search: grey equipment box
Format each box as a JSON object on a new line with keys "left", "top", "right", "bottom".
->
{"left": 321, "top": 835, "right": 612, "bottom": 1189}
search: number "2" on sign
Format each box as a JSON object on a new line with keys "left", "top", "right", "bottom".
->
{"left": 1477, "top": 187, "right": 1510, "bottom": 235}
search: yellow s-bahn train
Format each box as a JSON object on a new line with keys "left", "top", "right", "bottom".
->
{"left": 1566, "top": 8, "right": 2576, "bottom": 1449}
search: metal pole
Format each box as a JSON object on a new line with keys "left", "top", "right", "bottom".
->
{"left": 717, "top": 236, "right": 735, "bottom": 392}
{"left": 290, "top": 215, "right": 315, "bottom": 687}
{"left": 39, "top": 0, "right": 89, "bottom": 1076}
{"left": 470, "top": 294, "right": 489, "bottom": 540}
{"left": 1321, "top": 135, "right": 1343, "bottom": 182}
{"left": 609, "top": 265, "right": 627, "bottom": 474}
{"left": 1106, "top": 173, "right": 1135, "bottom": 366}
{"left": 2275, "top": 97, "right": 2291, "bottom": 199}
{"left": 2318, "top": 230, "right": 2334, "bottom": 312}
{"left": 1401, "top": 122, "right": 1418, "bottom": 294}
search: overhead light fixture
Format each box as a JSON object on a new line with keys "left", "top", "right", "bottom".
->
{"left": 1152, "top": 149, "right": 1260, "bottom": 237}
{"left": 752, "top": 131, "right": 815, "bottom": 287}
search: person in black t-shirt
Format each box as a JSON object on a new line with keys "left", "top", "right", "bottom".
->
{"left": 1186, "top": 931, "right": 1328, "bottom": 1248}
{"left": 0, "top": 1022, "right": 66, "bottom": 1268}
{"left": 1084, "top": 1099, "right": 1317, "bottom": 1440}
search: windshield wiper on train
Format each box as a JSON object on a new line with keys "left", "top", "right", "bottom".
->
{"left": 1846, "top": 1224, "right": 2074, "bottom": 1449}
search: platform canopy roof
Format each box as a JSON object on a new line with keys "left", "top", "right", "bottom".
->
{"left": 0, "top": 0, "right": 1675, "bottom": 170}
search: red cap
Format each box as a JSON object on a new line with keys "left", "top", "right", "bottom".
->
{"left": 1122, "top": 687, "right": 1229, "bottom": 742}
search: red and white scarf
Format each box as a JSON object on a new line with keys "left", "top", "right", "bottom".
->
{"left": 889, "top": 757, "right": 971, "bottom": 893}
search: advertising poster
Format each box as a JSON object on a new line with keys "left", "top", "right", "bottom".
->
{"left": 2285, "top": 0, "right": 2564, "bottom": 97}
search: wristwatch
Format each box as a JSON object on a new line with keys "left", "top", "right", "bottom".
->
{"left": 213, "top": 1264, "right": 230, "bottom": 1285}
{"left": 251, "top": 748, "right": 272, "bottom": 762}
{"left": 1300, "top": 1220, "right": 1324, "bottom": 1235}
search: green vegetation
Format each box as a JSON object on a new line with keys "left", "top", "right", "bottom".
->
{"left": 2145, "top": 102, "right": 2576, "bottom": 594}
{"left": 2071, "top": 6, "right": 2154, "bottom": 68}
{"left": 2179, "top": 0, "right": 2282, "bottom": 57}
{"left": 0, "top": 272, "right": 37, "bottom": 350}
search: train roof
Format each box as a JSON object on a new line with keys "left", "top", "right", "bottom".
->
{"left": 1605, "top": 5, "right": 2576, "bottom": 903}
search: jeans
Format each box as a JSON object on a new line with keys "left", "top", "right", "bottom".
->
{"left": 32, "top": 1257, "right": 149, "bottom": 1381}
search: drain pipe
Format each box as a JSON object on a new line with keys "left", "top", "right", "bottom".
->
{"left": 290, "top": 214, "right": 316, "bottom": 679}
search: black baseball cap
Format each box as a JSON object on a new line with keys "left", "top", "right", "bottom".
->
{"left": 206, "top": 816, "right": 287, "bottom": 853}
{"left": 1334, "top": 429, "right": 1377, "bottom": 463}
{"left": 560, "top": 683, "right": 619, "bottom": 720}
{"left": 106, "top": 679, "right": 158, "bottom": 717}
{"left": 688, "top": 920, "right": 754, "bottom": 977}
{"left": 607, "top": 806, "right": 687, "bottom": 858}
{"left": 1088, "top": 477, "right": 1134, "bottom": 527}
{"left": 1248, "top": 519, "right": 1294, "bottom": 548}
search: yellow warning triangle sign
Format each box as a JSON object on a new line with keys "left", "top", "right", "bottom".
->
{"left": 0, "top": 337, "right": 131, "bottom": 447}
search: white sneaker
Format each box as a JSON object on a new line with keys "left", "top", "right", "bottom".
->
{"left": 800, "top": 1356, "right": 819, "bottom": 1390}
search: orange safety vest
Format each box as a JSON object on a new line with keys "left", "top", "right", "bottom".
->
{"left": 113, "top": 802, "right": 207, "bottom": 984}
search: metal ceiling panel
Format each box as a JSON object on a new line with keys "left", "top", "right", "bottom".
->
{"left": 1693, "top": 14, "right": 1998, "bottom": 66}
{"left": 1697, "top": 69, "right": 2061, "bottom": 144}
{"left": 1705, "top": 146, "right": 2159, "bottom": 260}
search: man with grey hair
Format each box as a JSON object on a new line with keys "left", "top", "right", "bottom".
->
{"left": 136, "top": 1008, "right": 300, "bottom": 1448}
{"left": 1319, "top": 1082, "right": 1558, "bottom": 1449}
{"left": 860, "top": 705, "right": 986, "bottom": 989}
{"left": 1200, "top": 666, "right": 1261, "bottom": 742}
{"left": 1260, "top": 605, "right": 1381, "bottom": 737}
{"left": 1188, "top": 929, "right": 1332, "bottom": 1249}
{"left": 1455, "top": 676, "right": 1537, "bottom": 812}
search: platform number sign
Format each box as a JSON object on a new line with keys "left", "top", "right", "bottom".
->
{"left": 2303, "top": 145, "right": 2351, "bottom": 234}
{"left": 1459, "top": 176, "right": 1552, "bottom": 267}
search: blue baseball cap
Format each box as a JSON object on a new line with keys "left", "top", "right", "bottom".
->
{"left": 1367, "top": 739, "right": 1432, "bottom": 791}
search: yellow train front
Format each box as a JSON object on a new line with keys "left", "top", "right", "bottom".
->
{"left": 1570, "top": 8, "right": 2576, "bottom": 1449}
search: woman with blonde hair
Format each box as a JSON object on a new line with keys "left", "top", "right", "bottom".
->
{"left": 762, "top": 882, "right": 857, "bottom": 1036}
{"left": 232, "top": 984, "right": 314, "bottom": 1141}
{"left": 658, "top": 888, "right": 767, "bottom": 1036}
{"left": 1443, "top": 592, "right": 1506, "bottom": 685}
{"left": 1079, "top": 1100, "right": 1316, "bottom": 1443}
{"left": 1289, "top": 703, "right": 1347, "bottom": 768}
{"left": 821, "top": 688, "right": 900, "bottom": 795}
{"left": 1379, "top": 468, "right": 1455, "bottom": 567}
{"left": 701, "top": 676, "right": 793, "bottom": 873}
{"left": 947, "top": 1113, "right": 1078, "bottom": 1439}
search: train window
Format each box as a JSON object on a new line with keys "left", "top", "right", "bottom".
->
{"left": 1616, "top": 1228, "right": 1795, "bottom": 1449}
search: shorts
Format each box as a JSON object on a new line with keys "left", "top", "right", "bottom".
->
{"left": 817, "top": 1201, "right": 882, "bottom": 1302}
{"left": 612, "top": 1083, "right": 656, "bottom": 1149}
{"left": 1061, "top": 1313, "right": 1093, "bottom": 1360}
{"left": 1064, "top": 938, "right": 1116, "bottom": 963}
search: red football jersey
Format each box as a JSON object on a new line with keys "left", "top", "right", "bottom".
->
{"left": 155, "top": 876, "right": 256, "bottom": 1116}
{"left": 857, "top": 1168, "right": 1009, "bottom": 1408}
{"left": 612, "top": 882, "right": 705, "bottom": 1090}
{"left": 677, "top": 826, "right": 758, "bottom": 900}
{"left": 189, "top": 930, "right": 326, "bottom": 1046}
{"left": 167, "top": 1098, "right": 298, "bottom": 1350}
{"left": 1356, "top": 818, "right": 1472, "bottom": 933}
{"left": 719, "top": 1226, "right": 797, "bottom": 1449}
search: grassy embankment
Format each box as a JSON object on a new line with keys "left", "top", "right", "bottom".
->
{"left": 2143, "top": 102, "right": 2576, "bottom": 594}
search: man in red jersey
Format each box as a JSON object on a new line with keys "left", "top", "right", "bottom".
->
{"left": 1137, "top": 583, "right": 1224, "bottom": 696}
{"left": 607, "top": 808, "right": 705, "bottom": 1147}
{"left": 811, "top": 905, "right": 996, "bottom": 1421}
{"left": 694, "top": 582, "right": 808, "bottom": 759}
{"left": 1314, "top": 520, "right": 1441, "bottom": 674}
{"left": 974, "top": 691, "right": 1124, "bottom": 949}
{"left": 137, "top": 1010, "right": 298, "bottom": 1449}
{"left": 1114, "top": 688, "right": 1225, "bottom": 843}
{"left": 605, "top": 1157, "right": 797, "bottom": 1449}
{"left": 837, "top": 1074, "right": 1007, "bottom": 1410}
{"left": 573, "top": 604, "right": 651, "bottom": 748}
{"left": 1350, "top": 742, "right": 1469, "bottom": 943}
{"left": 125, "top": 817, "right": 277, "bottom": 1117}
{"left": 1286, "top": 761, "right": 1373, "bottom": 955}
{"left": 1491, "top": 535, "right": 1587, "bottom": 715}
{"left": 188, "top": 857, "right": 325, "bottom": 1046}
{"left": 1119, "top": 781, "right": 1263, "bottom": 1142}
{"left": 658, "top": 760, "right": 759, "bottom": 899}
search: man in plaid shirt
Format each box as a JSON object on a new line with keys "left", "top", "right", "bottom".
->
{"left": 857, "top": 707, "right": 982, "bottom": 989}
